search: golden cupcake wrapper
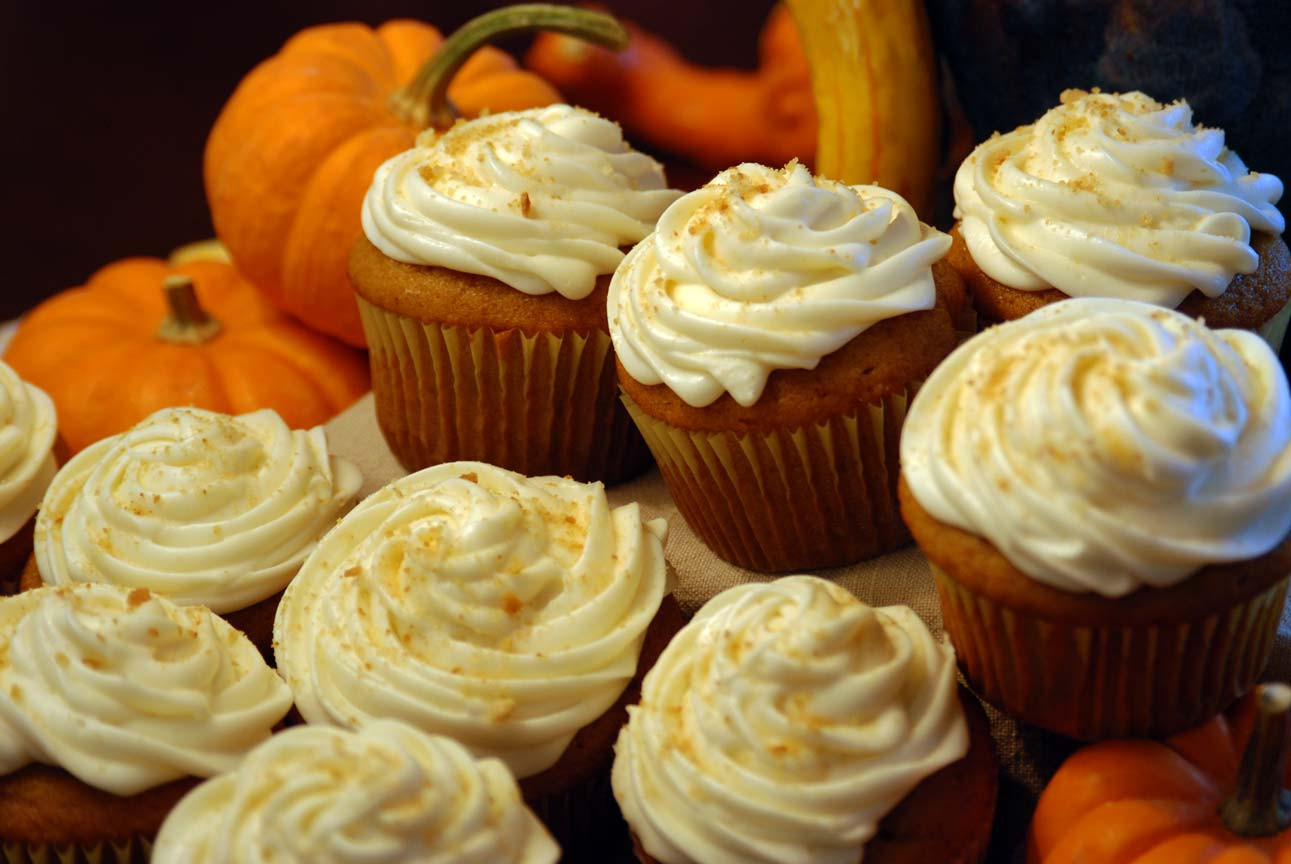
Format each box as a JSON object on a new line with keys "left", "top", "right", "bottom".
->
{"left": 359, "top": 297, "right": 652, "bottom": 484}
{"left": 622, "top": 388, "right": 914, "bottom": 572}
{"left": 1257, "top": 296, "right": 1291, "bottom": 354}
{"left": 2, "top": 838, "right": 149, "bottom": 864}
{"left": 932, "top": 563, "right": 1290, "bottom": 740}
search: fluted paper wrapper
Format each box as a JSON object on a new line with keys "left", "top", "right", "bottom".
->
{"left": 359, "top": 297, "right": 652, "bottom": 484}
{"left": 529, "top": 769, "right": 631, "bottom": 864}
{"left": 622, "top": 388, "right": 913, "bottom": 573}
{"left": 3, "top": 838, "right": 148, "bottom": 864}
{"left": 933, "top": 562, "right": 1290, "bottom": 741}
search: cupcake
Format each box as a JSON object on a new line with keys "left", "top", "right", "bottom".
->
{"left": 24, "top": 406, "right": 361, "bottom": 655}
{"left": 612, "top": 576, "right": 998, "bottom": 864}
{"left": 900, "top": 297, "right": 1291, "bottom": 739}
{"left": 273, "top": 461, "right": 683, "bottom": 832}
{"left": 351, "top": 104, "right": 682, "bottom": 484}
{"left": 608, "top": 161, "right": 963, "bottom": 572}
{"left": 950, "top": 89, "right": 1290, "bottom": 349}
{"left": 0, "top": 583, "right": 292, "bottom": 859}
{"left": 0, "top": 362, "right": 57, "bottom": 595}
{"left": 152, "top": 719, "right": 560, "bottom": 863}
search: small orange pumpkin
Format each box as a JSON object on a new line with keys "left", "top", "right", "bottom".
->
{"left": 1029, "top": 683, "right": 1291, "bottom": 864}
{"left": 204, "top": 5, "right": 626, "bottom": 347}
{"left": 5, "top": 258, "right": 370, "bottom": 454}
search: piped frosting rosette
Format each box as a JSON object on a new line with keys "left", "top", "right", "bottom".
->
{"left": 0, "top": 361, "right": 57, "bottom": 545}
{"left": 361, "top": 104, "right": 681, "bottom": 299}
{"left": 34, "top": 407, "right": 362, "bottom": 613}
{"left": 954, "top": 89, "right": 1285, "bottom": 306}
{"left": 274, "top": 461, "right": 668, "bottom": 778}
{"left": 152, "top": 720, "right": 560, "bottom": 864}
{"left": 900, "top": 297, "right": 1291, "bottom": 597}
{"left": 0, "top": 584, "right": 291, "bottom": 796}
{"left": 612, "top": 576, "right": 967, "bottom": 864}
{"left": 609, "top": 161, "right": 949, "bottom": 408}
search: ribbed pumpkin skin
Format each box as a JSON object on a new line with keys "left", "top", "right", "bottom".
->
{"left": 204, "top": 20, "right": 562, "bottom": 347}
{"left": 1029, "top": 694, "right": 1291, "bottom": 864}
{"left": 4, "top": 258, "right": 370, "bottom": 454}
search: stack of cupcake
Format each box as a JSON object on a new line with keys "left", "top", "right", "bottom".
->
{"left": 5, "top": 27, "right": 1291, "bottom": 861}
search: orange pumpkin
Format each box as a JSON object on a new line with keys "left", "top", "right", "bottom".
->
{"left": 1029, "top": 683, "right": 1291, "bottom": 864}
{"left": 204, "top": 5, "right": 626, "bottom": 347}
{"left": 4, "top": 258, "right": 370, "bottom": 454}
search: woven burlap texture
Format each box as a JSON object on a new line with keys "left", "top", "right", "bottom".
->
{"left": 328, "top": 393, "right": 1291, "bottom": 861}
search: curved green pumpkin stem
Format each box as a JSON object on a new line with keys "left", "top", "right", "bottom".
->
{"left": 1220, "top": 682, "right": 1291, "bottom": 837}
{"left": 390, "top": 4, "right": 629, "bottom": 130}
{"left": 156, "top": 276, "right": 221, "bottom": 345}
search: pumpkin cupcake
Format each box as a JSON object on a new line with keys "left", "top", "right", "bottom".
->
{"left": 24, "top": 406, "right": 361, "bottom": 655}
{"left": 0, "top": 583, "right": 292, "bottom": 861}
{"left": 0, "top": 362, "right": 57, "bottom": 595}
{"left": 351, "top": 104, "right": 682, "bottom": 484}
{"left": 608, "top": 161, "right": 963, "bottom": 572}
{"left": 152, "top": 720, "right": 560, "bottom": 863}
{"left": 950, "top": 89, "right": 1290, "bottom": 349}
{"left": 612, "top": 576, "right": 998, "bottom": 864}
{"left": 273, "top": 461, "right": 683, "bottom": 845}
{"left": 900, "top": 297, "right": 1291, "bottom": 739}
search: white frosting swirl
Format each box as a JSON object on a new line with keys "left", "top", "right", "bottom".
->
{"left": 901, "top": 298, "right": 1291, "bottom": 596}
{"left": 34, "top": 407, "right": 362, "bottom": 613}
{"left": 360, "top": 104, "right": 681, "bottom": 300}
{"left": 612, "top": 576, "right": 967, "bottom": 864}
{"left": 274, "top": 461, "right": 668, "bottom": 778}
{"left": 954, "top": 89, "right": 1285, "bottom": 307}
{"left": 609, "top": 162, "right": 949, "bottom": 407}
{"left": 0, "top": 362, "right": 57, "bottom": 544}
{"left": 0, "top": 584, "right": 292, "bottom": 796}
{"left": 152, "top": 720, "right": 560, "bottom": 864}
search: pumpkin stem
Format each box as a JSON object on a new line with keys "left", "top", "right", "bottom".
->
{"left": 156, "top": 276, "right": 222, "bottom": 345}
{"left": 389, "top": 4, "right": 629, "bottom": 130}
{"left": 1220, "top": 682, "right": 1291, "bottom": 837}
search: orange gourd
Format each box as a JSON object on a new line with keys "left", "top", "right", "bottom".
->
{"left": 4, "top": 258, "right": 370, "bottom": 454}
{"left": 525, "top": 4, "right": 816, "bottom": 171}
{"left": 204, "top": 5, "right": 626, "bottom": 348}
{"left": 1029, "top": 683, "right": 1291, "bottom": 864}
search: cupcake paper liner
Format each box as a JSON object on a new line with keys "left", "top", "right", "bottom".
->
{"left": 933, "top": 563, "right": 1290, "bottom": 740}
{"left": 359, "top": 297, "right": 652, "bottom": 484}
{"left": 2, "top": 838, "right": 149, "bottom": 864}
{"left": 528, "top": 768, "right": 632, "bottom": 864}
{"left": 622, "top": 388, "right": 914, "bottom": 572}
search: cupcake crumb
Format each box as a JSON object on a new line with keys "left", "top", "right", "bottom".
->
{"left": 127, "top": 587, "right": 151, "bottom": 609}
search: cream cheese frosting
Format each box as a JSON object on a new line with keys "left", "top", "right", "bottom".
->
{"left": 901, "top": 298, "right": 1291, "bottom": 596}
{"left": 152, "top": 720, "right": 560, "bottom": 864}
{"left": 608, "top": 162, "right": 949, "bottom": 408}
{"left": 954, "top": 89, "right": 1285, "bottom": 307}
{"left": 360, "top": 104, "right": 681, "bottom": 300}
{"left": 0, "top": 361, "right": 57, "bottom": 545}
{"left": 0, "top": 584, "right": 292, "bottom": 796}
{"left": 34, "top": 407, "right": 362, "bottom": 614}
{"left": 274, "top": 461, "right": 668, "bottom": 778}
{"left": 611, "top": 576, "right": 967, "bottom": 864}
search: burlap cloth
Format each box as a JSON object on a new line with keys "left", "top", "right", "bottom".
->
{"left": 328, "top": 392, "right": 1291, "bottom": 863}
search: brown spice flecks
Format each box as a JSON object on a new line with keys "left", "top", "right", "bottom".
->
{"left": 520, "top": 192, "right": 532, "bottom": 217}
{"left": 503, "top": 594, "right": 523, "bottom": 616}
{"left": 460, "top": 472, "right": 479, "bottom": 484}
{"left": 127, "top": 587, "right": 151, "bottom": 609}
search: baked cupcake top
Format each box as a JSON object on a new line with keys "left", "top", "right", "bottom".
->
{"left": 0, "top": 361, "right": 57, "bottom": 544}
{"left": 608, "top": 162, "right": 950, "bottom": 408}
{"left": 612, "top": 576, "right": 967, "bottom": 864}
{"left": 954, "top": 89, "right": 1285, "bottom": 307}
{"left": 274, "top": 461, "right": 668, "bottom": 778}
{"left": 901, "top": 297, "right": 1291, "bottom": 597}
{"left": 152, "top": 719, "right": 560, "bottom": 864}
{"left": 34, "top": 406, "right": 362, "bottom": 614}
{"left": 0, "top": 584, "right": 292, "bottom": 796}
{"left": 360, "top": 104, "right": 681, "bottom": 300}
